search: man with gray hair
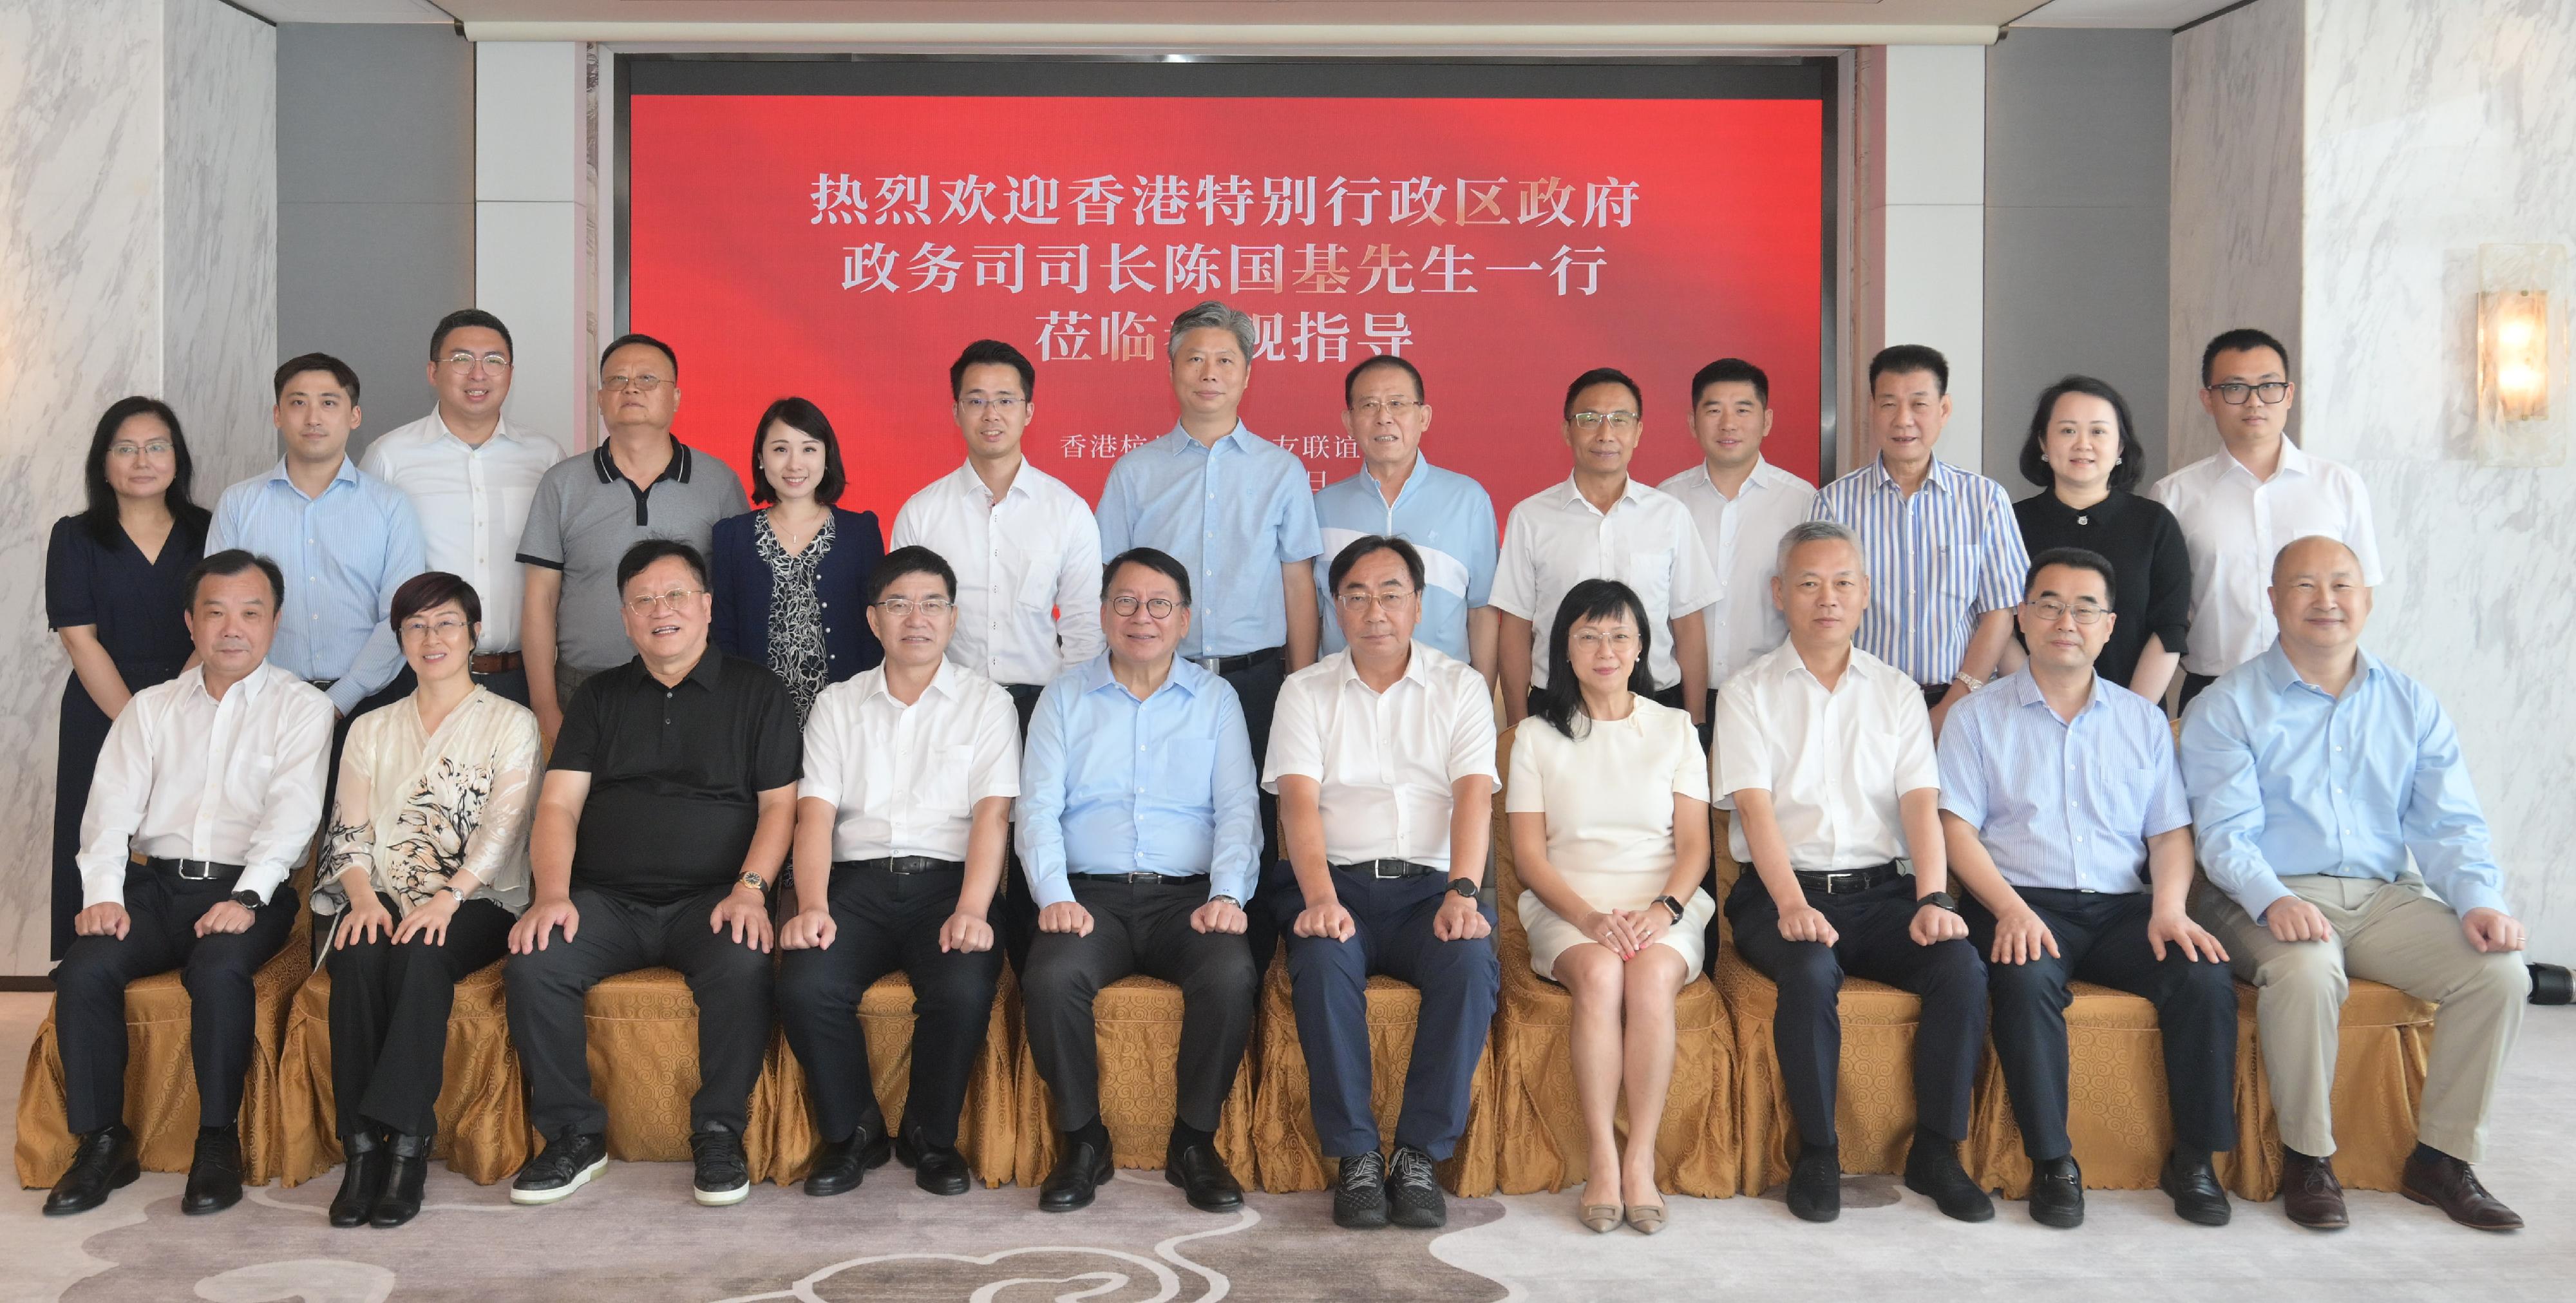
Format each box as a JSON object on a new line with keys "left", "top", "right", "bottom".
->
{"left": 1097, "top": 301, "right": 1324, "bottom": 957}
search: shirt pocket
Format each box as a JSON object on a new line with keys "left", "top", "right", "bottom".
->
{"left": 1018, "top": 555, "right": 1058, "bottom": 611}
{"left": 913, "top": 743, "right": 976, "bottom": 820}
{"left": 2084, "top": 763, "right": 2157, "bottom": 841}
{"left": 1155, "top": 738, "right": 1219, "bottom": 804}
{"left": 1624, "top": 547, "right": 1676, "bottom": 619}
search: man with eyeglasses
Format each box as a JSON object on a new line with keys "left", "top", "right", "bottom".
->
{"left": 890, "top": 339, "right": 1103, "bottom": 973}
{"left": 1937, "top": 547, "right": 2238, "bottom": 1231}
{"left": 503, "top": 539, "right": 798, "bottom": 1209}
{"left": 1492, "top": 366, "right": 1718, "bottom": 725}
{"left": 2153, "top": 328, "right": 2383, "bottom": 710}
{"left": 1265, "top": 535, "right": 1499, "bottom": 1231}
{"left": 1810, "top": 344, "right": 2028, "bottom": 736}
{"left": 361, "top": 309, "right": 567, "bottom": 706}
{"left": 1309, "top": 357, "right": 1500, "bottom": 683}
{"left": 518, "top": 333, "right": 749, "bottom": 748}
{"left": 1016, "top": 547, "right": 1262, "bottom": 1216}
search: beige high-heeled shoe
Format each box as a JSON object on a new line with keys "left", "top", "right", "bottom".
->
{"left": 1580, "top": 1201, "right": 1622, "bottom": 1233}
{"left": 1624, "top": 1202, "right": 1667, "bottom": 1234}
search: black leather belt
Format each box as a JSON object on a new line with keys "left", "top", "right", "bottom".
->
{"left": 1192, "top": 646, "right": 1283, "bottom": 676}
{"left": 307, "top": 678, "right": 339, "bottom": 694}
{"left": 1334, "top": 859, "right": 1441, "bottom": 879}
{"left": 838, "top": 856, "right": 962, "bottom": 875}
{"left": 1070, "top": 871, "right": 1211, "bottom": 887}
{"left": 1794, "top": 862, "right": 1902, "bottom": 896}
{"left": 146, "top": 856, "right": 243, "bottom": 883}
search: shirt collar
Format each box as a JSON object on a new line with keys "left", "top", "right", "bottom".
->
{"left": 636, "top": 647, "right": 726, "bottom": 692}
{"left": 1866, "top": 455, "right": 1955, "bottom": 495}
{"left": 2002, "top": 665, "right": 2108, "bottom": 718}
{"left": 185, "top": 660, "right": 283, "bottom": 707}
{"left": 1082, "top": 651, "right": 1206, "bottom": 701}
{"left": 1553, "top": 473, "right": 1645, "bottom": 515}
{"left": 265, "top": 456, "right": 360, "bottom": 494}
{"left": 1164, "top": 421, "right": 1256, "bottom": 455}
{"left": 863, "top": 658, "right": 963, "bottom": 705}
{"left": 2257, "top": 639, "right": 2379, "bottom": 696}
{"left": 428, "top": 408, "right": 522, "bottom": 450}
{"left": 1331, "top": 643, "right": 1433, "bottom": 694}
{"left": 2221, "top": 437, "right": 2309, "bottom": 483}
{"left": 948, "top": 459, "right": 1036, "bottom": 505}
{"left": 593, "top": 435, "right": 691, "bottom": 487}
{"left": 1364, "top": 453, "right": 1435, "bottom": 509}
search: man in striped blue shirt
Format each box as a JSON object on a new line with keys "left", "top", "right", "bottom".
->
{"left": 1812, "top": 345, "right": 2028, "bottom": 732}
{"left": 1309, "top": 356, "right": 1499, "bottom": 679}
{"left": 1938, "top": 547, "right": 2237, "bottom": 1231}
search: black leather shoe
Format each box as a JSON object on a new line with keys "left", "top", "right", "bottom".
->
{"left": 330, "top": 1131, "right": 388, "bottom": 1228}
{"left": 1903, "top": 1133, "right": 1994, "bottom": 1223}
{"left": 1165, "top": 1138, "right": 1244, "bottom": 1213}
{"left": 1038, "top": 1136, "right": 1114, "bottom": 1212}
{"left": 802, "top": 1123, "right": 892, "bottom": 1197}
{"left": 2028, "top": 1156, "right": 2083, "bottom": 1229}
{"left": 2159, "top": 1151, "right": 2232, "bottom": 1226}
{"left": 370, "top": 1131, "right": 433, "bottom": 1228}
{"left": 2280, "top": 1152, "right": 2349, "bottom": 1230}
{"left": 1333, "top": 1150, "right": 1388, "bottom": 1229}
{"left": 182, "top": 1127, "right": 245, "bottom": 1215}
{"left": 897, "top": 1125, "right": 972, "bottom": 1197}
{"left": 690, "top": 1126, "right": 752, "bottom": 1206}
{"left": 2401, "top": 1148, "right": 2523, "bottom": 1232}
{"left": 42, "top": 1125, "right": 138, "bottom": 1216}
{"left": 509, "top": 1130, "right": 608, "bottom": 1205}
{"left": 1785, "top": 1146, "right": 1840, "bottom": 1223}
{"left": 1385, "top": 1145, "right": 1448, "bottom": 1229}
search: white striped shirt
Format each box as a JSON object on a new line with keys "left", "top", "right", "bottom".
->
{"left": 1810, "top": 457, "right": 2029, "bottom": 685}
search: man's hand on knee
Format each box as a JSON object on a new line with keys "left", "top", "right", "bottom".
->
{"left": 194, "top": 900, "right": 254, "bottom": 937}
{"left": 1037, "top": 901, "right": 1094, "bottom": 937}
{"left": 2262, "top": 895, "right": 2333, "bottom": 944}
{"left": 2461, "top": 907, "right": 2526, "bottom": 954}
{"left": 513, "top": 896, "right": 580, "bottom": 954}
{"left": 73, "top": 902, "right": 129, "bottom": 940}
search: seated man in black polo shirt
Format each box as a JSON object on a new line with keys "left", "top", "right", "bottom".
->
{"left": 504, "top": 538, "right": 800, "bottom": 1208}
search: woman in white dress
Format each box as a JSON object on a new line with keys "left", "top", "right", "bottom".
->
{"left": 316, "top": 572, "right": 539, "bottom": 1230}
{"left": 1506, "top": 578, "right": 1714, "bottom": 1235}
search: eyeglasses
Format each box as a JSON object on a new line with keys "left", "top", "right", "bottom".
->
{"left": 622, "top": 587, "right": 704, "bottom": 614}
{"left": 441, "top": 351, "right": 512, "bottom": 372}
{"left": 873, "top": 597, "right": 954, "bottom": 618}
{"left": 2206, "top": 381, "right": 2291, "bottom": 406}
{"left": 108, "top": 441, "right": 175, "bottom": 459}
{"left": 1335, "top": 589, "right": 1416, "bottom": 613}
{"left": 2024, "top": 599, "right": 2109, "bottom": 625}
{"left": 1571, "top": 631, "right": 1638, "bottom": 652}
{"left": 1350, "top": 398, "right": 1421, "bottom": 417}
{"left": 1569, "top": 411, "right": 1640, "bottom": 432}
{"left": 1109, "top": 595, "right": 1180, "bottom": 619}
{"left": 959, "top": 395, "right": 1023, "bottom": 412}
{"left": 601, "top": 374, "right": 668, "bottom": 394}
{"left": 400, "top": 616, "right": 472, "bottom": 640}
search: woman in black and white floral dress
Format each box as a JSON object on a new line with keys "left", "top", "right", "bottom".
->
{"left": 316, "top": 571, "right": 539, "bottom": 1229}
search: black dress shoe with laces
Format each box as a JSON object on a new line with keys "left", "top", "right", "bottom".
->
{"left": 1333, "top": 1150, "right": 1388, "bottom": 1228}
{"left": 509, "top": 1130, "right": 609, "bottom": 1205}
{"left": 893, "top": 1123, "right": 972, "bottom": 1196}
{"left": 1385, "top": 1145, "right": 1448, "bottom": 1229}
{"left": 330, "top": 1130, "right": 388, "bottom": 1228}
{"left": 1166, "top": 1138, "right": 1244, "bottom": 1213}
{"left": 802, "top": 1123, "right": 892, "bottom": 1197}
{"left": 1038, "top": 1136, "right": 1113, "bottom": 1212}
{"left": 371, "top": 1131, "right": 433, "bottom": 1228}
{"left": 1785, "top": 1146, "right": 1840, "bottom": 1223}
{"left": 1902, "top": 1132, "right": 1994, "bottom": 1223}
{"left": 2159, "top": 1151, "right": 2231, "bottom": 1226}
{"left": 182, "top": 1126, "right": 246, "bottom": 1215}
{"left": 691, "top": 1126, "right": 752, "bottom": 1206}
{"left": 42, "top": 1125, "right": 138, "bottom": 1217}
{"left": 2027, "top": 1156, "right": 2083, "bottom": 1229}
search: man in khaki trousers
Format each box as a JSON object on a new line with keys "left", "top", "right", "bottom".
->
{"left": 2180, "top": 536, "right": 2528, "bottom": 1232}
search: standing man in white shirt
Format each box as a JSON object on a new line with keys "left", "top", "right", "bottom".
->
{"left": 1657, "top": 356, "right": 1817, "bottom": 750}
{"left": 1492, "top": 366, "right": 1718, "bottom": 726}
{"left": 890, "top": 340, "right": 1102, "bottom": 971}
{"left": 1713, "top": 520, "right": 1991, "bottom": 1226}
{"left": 777, "top": 546, "right": 1021, "bottom": 1201}
{"left": 361, "top": 309, "right": 566, "bottom": 706}
{"left": 1266, "top": 535, "right": 1499, "bottom": 1232}
{"left": 43, "top": 550, "right": 335, "bottom": 1218}
{"left": 2153, "top": 327, "right": 2383, "bottom": 710}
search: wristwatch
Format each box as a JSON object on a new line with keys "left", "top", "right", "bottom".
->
{"left": 229, "top": 889, "right": 263, "bottom": 910}
{"left": 1917, "top": 890, "right": 1961, "bottom": 915}
{"left": 1209, "top": 893, "right": 1241, "bottom": 909}
{"left": 435, "top": 884, "right": 469, "bottom": 905}
{"left": 1447, "top": 877, "right": 1480, "bottom": 900}
{"left": 737, "top": 871, "right": 769, "bottom": 895}
{"left": 1652, "top": 895, "right": 1687, "bottom": 926}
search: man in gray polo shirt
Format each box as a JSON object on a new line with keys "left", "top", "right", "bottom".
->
{"left": 517, "top": 332, "right": 749, "bottom": 745}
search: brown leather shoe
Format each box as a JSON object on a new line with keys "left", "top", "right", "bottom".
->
{"left": 2401, "top": 1150, "right": 2523, "bottom": 1231}
{"left": 2280, "top": 1152, "right": 2349, "bottom": 1230}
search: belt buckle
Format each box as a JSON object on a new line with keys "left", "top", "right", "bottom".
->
{"left": 1821, "top": 871, "right": 1857, "bottom": 895}
{"left": 1195, "top": 654, "right": 1225, "bottom": 675}
{"left": 1370, "top": 861, "right": 1405, "bottom": 879}
{"left": 175, "top": 859, "right": 216, "bottom": 881}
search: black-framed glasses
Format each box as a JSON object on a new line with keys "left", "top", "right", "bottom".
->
{"left": 2206, "top": 381, "right": 2290, "bottom": 406}
{"left": 1110, "top": 595, "right": 1179, "bottom": 619}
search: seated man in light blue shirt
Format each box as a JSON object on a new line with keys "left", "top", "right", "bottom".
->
{"left": 1311, "top": 356, "right": 1499, "bottom": 680}
{"left": 1940, "top": 547, "right": 2237, "bottom": 1232}
{"left": 2183, "top": 535, "right": 2528, "bottom": 1233}
{"left": 209, "top": 352, "right": 426, "bottom": 726}
{"left": 1017, "top": 547, "right": 1261, "bottom": 1218}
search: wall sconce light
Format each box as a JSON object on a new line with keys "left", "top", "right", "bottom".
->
{"left": 2476, "top": 243, "right": 2568, "bottom": 466}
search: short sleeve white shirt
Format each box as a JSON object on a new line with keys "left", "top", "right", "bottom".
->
{"left": 360, "top": 411, "right": 566, "bottom": 653}
{"left": 1262, "top": 643, "right": 1499, "bottom": 873}
{"left": 1712, "top": 642, "right": 1939, "bottom": 871}
{"left": 799, "top": 660, "right": 1022, "bottom": 862}
{"left": 1489, "top": 477, "right": 1721, "bottom": 691}
{"left": 1656, "top": 458, "right": 1819, "bottom": 688}
{"left": 2150, "top": 439, "right": 2384, "bottom": 678}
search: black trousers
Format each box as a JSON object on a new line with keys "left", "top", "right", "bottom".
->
{"left": 1965, "top": 889, "right": 2239, "bottom": 1161}
{"left": 504, "top": 884, "right": 773, "bottom": 1139}
{"left": 1218, "top": 653, "right": 1289, "bottom": 970}
{"left": 53, "top": 865, "right": 296, "bottom": 1135}
{"left": 1728, "top": 875, "right": 1987, "bottom": 1148}
{"left": 1273, "top": 870, "right": 1498, "bottom": 1159}
{"left": 1023, "top": 876, "right": 1258, "bottom": 1134}
{"left": 325, "top": 891, "right": 513, "bottom": 1139}
{"left": 999, "top": 681, "right": 1045, "bottom": 978}
{"left": 777, "top": 862, "right": 1003, "bottom": 1147}
{"left": 474, "top": 665, "right": 531, "bottom": 708}
{"left": 2178, "top": 672, "right": 2218, "bottom": 714}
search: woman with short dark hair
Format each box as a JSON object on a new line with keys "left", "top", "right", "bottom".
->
{"left": 45, "top": 397, "right": 210, "bottom": 960}
{"left": 316, "top": 572, "right": 540, "bottom": 1229}
{"left": 2012, "top": 376, "right": 2193, "bottom": 702}
{"left": 710, "top": 397, "right": 882, "bottom": 722}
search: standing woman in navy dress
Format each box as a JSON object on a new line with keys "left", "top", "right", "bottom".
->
{"left": 711, "top": 396, "right": 883, "bottom": 725}
{"left": 45, "top": 397, "right": 211, "bottom": 958}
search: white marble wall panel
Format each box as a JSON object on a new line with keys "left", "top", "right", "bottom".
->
{"left": 2298, "top": 0, "right": 2576, "bottom": 961}
{"left": 2166, "top": 0, "right": 2302, "bottom": 472}
{"left": 163, "top": 0, "right": 277, "bottom": 491}
{"left": 1855, "top": 44, "right": 1987, "bottom": 476}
